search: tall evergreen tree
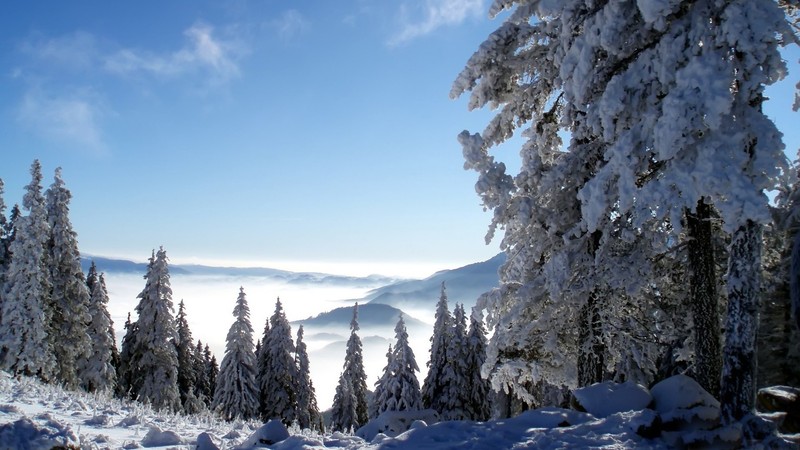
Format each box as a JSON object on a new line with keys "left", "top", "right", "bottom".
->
{"left": 46, "top": 167, "right": 93, "bottom": 389}
{"left": 441, "top": 304, "right": 470, "bottom": 420}
{"left": 422, "top": 283, "right": 452, "bottom": 413}
{"left": 175, "top": 300, "right": 201, "bottom": 413}
{"left": 213, "top": 287, "right": 259, "bottom": 420}
{"left": 82, "top": 273, "right": 117, "bottom": 393}
{"left": 257, "top": 298, "right": 297, "bottom": 425}
{"left": 371, "top": 344, "right": 394, "bottom": 418}
{"left": 382, "top": 315, "right": 422, "bottom": 413}
{"left": 132, "top": 247, "right": 180, "bottom": 411}
{"left": 330, "top": 372, "right": 357, "bottom": 433}
{"left": 0, "top": 160, "right": 55, "bottom": 381}
{"left": 342, "top": 303, "right": 369, "bottom": 427}
{"left": 205, "top": 345, "right": 218, "bottom": 402}
{"left": 465, "top": 308, "right": 491, "bottom": 421}
{"left": 116, "top": 312, "right": 137, "bottom": 398}
{"left": 294, "top": 325, "right": 322, "bottom": 431}
{"left": 194, "top": 339, "right": 211, "bottom": 406}
{"left": 0, "top": 179, "right": 8, "bottom": 293}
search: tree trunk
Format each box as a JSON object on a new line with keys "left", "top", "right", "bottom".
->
{"left": 720, "top": 220, "right": 762, "bottom": 423}
{"left": 578, "top": 230, "right": 605, "bottom": 387}
{"left": 686, "top": 198, "right": 721, "bottom": 398}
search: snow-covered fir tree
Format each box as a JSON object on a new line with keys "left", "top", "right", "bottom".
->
{"left": 0, "top": 160, "right": 55, "bottom": 381}
{"left": 371, "top": 344, "right": 394, "bottom": 418}
{"left": 82, "top": 273, "right": 117, "bottom": 393}
{"left": 441, "top": 303, "right": 470, "bottom": 420}
{"left": 294, "top": 325, "right": 322, "bottom": 431}
{"left": 0, "top": 179, "right": 8, "bottom": 289}
{"left": 330, "top": 372, "right": 357, "bottom": 433}
{"left": 341, "top": 303, "right": 368, "bottom": 428}
{"left": 452, "top": 2, "right": 793, "bottom": 430}
{"left": 116, "top": 312, "right": 137, "bottom": 399}
{"left": 45, "top": 167, "right": 92, "bottom": 390}
{"left": 382, "top": 315, "right": 422, "bottom": 413}
{"left": 421, "top": 282, "right": 452, "bottom": 413}
{"left": 193, "top": 340, "right": 211, "bottom": 406}
{"left": 213, "top": 287, "right": 259, "bottom": 421}
{"left": 465, "top": 308, "right": 490, "bottom": 421}
{"left": 132, "top": 248, "right": 180, "bottom": 411}
{"left": 205, "top": 345, "right": 218, "bottom": 402}
{"left": 175, "top": 300, "right": 202, "bottom": 413}
{"left": 257, "top": 298, "right": 297, "bottom": 425}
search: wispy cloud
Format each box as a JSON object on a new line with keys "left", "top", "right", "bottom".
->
{"left": 104, "top": 22, "right": 243, "bottom": 83}
{"left": 271, "top": 10, "right": 311, "bottom": 41}
{"left": 18, "top": 31, "right": 99, "bottom": 70}
{"left": 390, "top": 0, "right": 485, "bottom": 45}
{"left": 16, "top": 88, "right": 108, "bottom": 153}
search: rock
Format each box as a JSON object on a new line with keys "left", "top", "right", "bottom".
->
{"left": 650, "top": 375, "right": 721, "bottom": 447}
{"left": 140, "top": 426, "right": 183, "bottom": 447}
{"left": 356, "top": 409, "right": 440, "bottom": 441}
{"left": 571, "top": 381, "right": 652, "bottom": 418}
{"left": 238, "top": 419, "right": 290, "bottom": 447}
{"left": 757, "top": 386, "right": 800, "bottom": 434}
{"left": 195, "top": 432, "right": 220, "bottom": 450}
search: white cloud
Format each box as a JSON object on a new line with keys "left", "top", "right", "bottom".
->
{"left": 104, "top": 22, "right": 243, "bottom": 83}
{"left": 391, "top": 0, "right": 485, "bottom": 45}
{"left": 19, "top": 31, "right": 98, "bottom": 70}
{"left": 16, "top": 89, "right": 107, "bottom": 153}
{"left": 271, "top": 10, "right": 311, "bottom": 41}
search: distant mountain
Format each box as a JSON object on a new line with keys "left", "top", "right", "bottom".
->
{"left": 80, "top": 255, "right": 397, "bottom": 287}
{"left": 293, "top": 303, "right": 427, "bottom": 330}
{"left": 363, "top": 253, "right": 504, "bottom": 313}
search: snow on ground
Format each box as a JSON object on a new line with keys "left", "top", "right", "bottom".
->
{"left": 0, "top": 371, "right": 683, "bottom": 450}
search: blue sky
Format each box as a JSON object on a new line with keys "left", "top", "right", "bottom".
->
{"left": 0, "top": 1, "right": 798, "bottom": 277}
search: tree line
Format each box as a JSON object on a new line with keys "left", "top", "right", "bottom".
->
{"left": 0, "top": 160, "right": 496, "bottom": 432}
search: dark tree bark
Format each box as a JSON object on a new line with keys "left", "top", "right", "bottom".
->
{"left": 720, "top": 220, "right": 762, "bottom": 424}
{"left": 686, "top": 198, "right": 721, "bottom": 398}
{"left": 578, "top": 230, "right": 605, "bottom": 387}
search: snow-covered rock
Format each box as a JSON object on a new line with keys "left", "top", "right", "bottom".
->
{"left": 571, "top": 381, "right": 652, "bottom": 418}
{"left": 758, "top": 385, "right": 800, "bottom": 433}
{"left": 237, "top": 419, "right": 290, "bottom": 447}
{"left": 141, "top": 425, "right": 184, "bottom": 447}
{"left": 650, "top": 374, "right": 721, "bottom": 447}
{"left": 356, "top": 409, "right": 439, "bottom": 440}
{"left": 516, "top": 407, "right": 596, "bottom": 428}
{"left": 195, "top": 431, "right": 221, "bottom": 450}
{"left": 0, "top": 417, "right": 78, "bottom": 450}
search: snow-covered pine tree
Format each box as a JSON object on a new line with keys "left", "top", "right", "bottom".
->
{"left": 82, "top": 273, "right": 117, "bottom": 393}
{"left": 213, "top": 287, "right": 259, "bottom": 420}
{"left": 465, "top": 308, "right": 490, "bottom": 421}
{"left": 116, "top": 312, "right": 137, "bottom": 398}
{"left": 205, "top": 345, "right": 218, "bottom": 402}
{"left": 175, "top": 300, "right": 202, "bottom": 413}
{"left": 382, "top": 315, "right": 422, "bottom": 412}
{"left": 194, "top": 339, "right": 211, "bottom": 406}
{"left": 422, "top": 282, "right": 452, "bottom": 413}
{"left": 342, "top": 303, "right": 369, "bottom": 428}
{"left": 45, "top": 167, "right": 93, "bottom": 390}
{"left": 132, "top": 247, "right": 180, "bottom": 411}
{"left": 371, "top": 344, "right": 393, "bottom": 418}
{"left": 294, "top": 325, "right": 322, "bottom": 431}
{"left": 0, "top": 178, "right": 8, "bottom": 289}
{"left": 330, "top": 372, "right": 357, "bottom": 433}
{"left": 0, "top": 160, "right": 56, "bottom": 381}
{"left": 257, "top": 298, "right": 297, "bottom": 425}
{"left": 441, "top": 304, "right": 470, "bottom": 420}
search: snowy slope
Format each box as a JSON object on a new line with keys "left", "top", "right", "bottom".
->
{"left": 0, "top": 370, "right": 678, "bottom": 449}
